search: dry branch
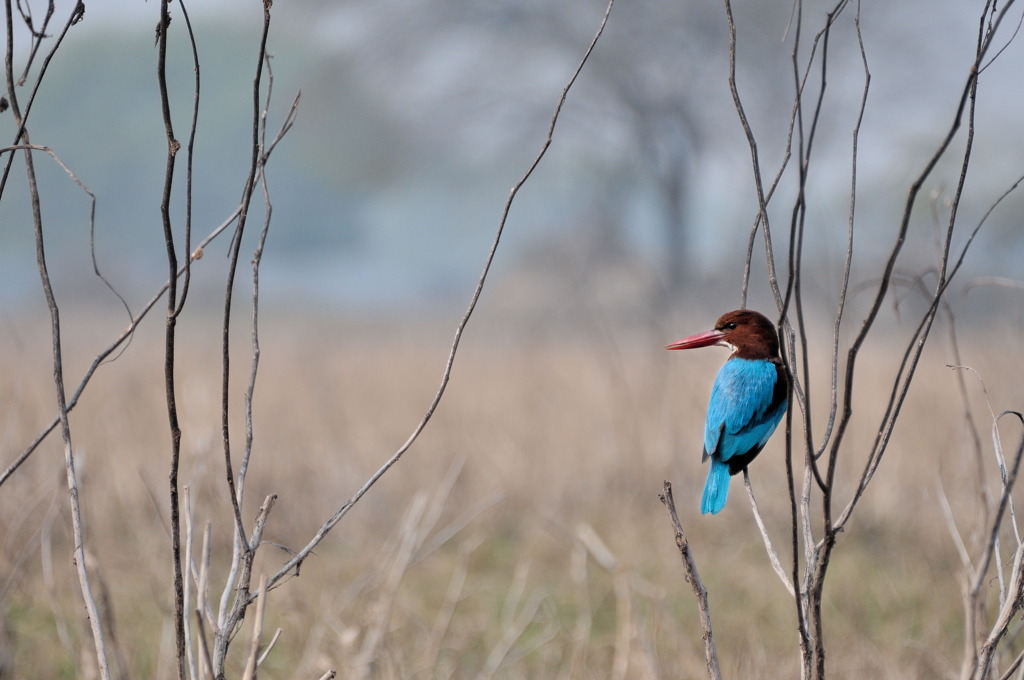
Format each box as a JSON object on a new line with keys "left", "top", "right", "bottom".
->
{"left": 3, "top": 3, "right": 111, "bottom": 675}
{"left": 659, "top": 481, "right": 721, "bottom": 680}
{"left": 241, "top": 575, "right": 268, "bottom": 680}
{"left": 261, "top": 0, "right": 616, "bottom": 594}
{"left": 707, "top": 0, "right": 1024, "bottom": 677}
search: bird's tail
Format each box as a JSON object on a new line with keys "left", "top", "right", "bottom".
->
{"left": 701, "top": 458, "right": 732, "bottom": 515}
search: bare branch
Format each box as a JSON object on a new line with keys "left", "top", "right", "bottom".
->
{"left": 0, "top": 0, "right": 82, "bottom": 195}
{"left": 170, "top": 0, "right": 201, "bottom": 318}
{"left": 0, "top": 204, "right": 241, "bottom": 488}
{"left": 3, "top": 3, "right": 110, "bottom": 674}
{"left": 241, "top": 575, "right": 268, "bottom": 680}
{"left": 154, "top": 0, "right": 189, "bottom": 674}
{"left": 218, "top": 0, "right": 274, "bottom": 566}
{"left": 969, "top": 428, "right": 1024, "bottom": 680}
{"left": 183, "top": 487, "right": 199, "bottom": 680}
{"left": 659, "top": 482, "right": 721, "bottom": 680}
{"left": 263, "top": 0, "right": 615, "bottom": 593}
{"left": 743, "top": 471, "right": 795, "bottom": 598}
{"left": 194, "top": 612, "right": 215, "bottom": 680}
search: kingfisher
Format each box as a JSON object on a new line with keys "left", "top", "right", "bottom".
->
{"left": 666, "top": 309, "right": 787, "bottom": 515}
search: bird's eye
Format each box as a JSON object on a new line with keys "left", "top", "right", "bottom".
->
{"left": 723, "top": 322, "right": 737, "bottom": 331}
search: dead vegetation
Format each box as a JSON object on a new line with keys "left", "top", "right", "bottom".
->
{"left": 1, "top": 308, "right": 1020, "bottom": 679}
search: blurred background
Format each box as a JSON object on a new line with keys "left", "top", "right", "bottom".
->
{"left": 1, "top": 0, "right": 1022, "bottom": 320}
{"left": 2, "top": 1, "right": 1024, "bottom": 678}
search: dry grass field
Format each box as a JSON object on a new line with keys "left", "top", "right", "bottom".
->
{"left": 0, "top": 303, "right": 1022, "bottom": 679}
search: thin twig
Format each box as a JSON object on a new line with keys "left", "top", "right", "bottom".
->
{"left": 818, "top": 0, "right": 869, "bottom": 461}
{"left": 218, "top": 0, "right": 274, "bottom": 572}
{"left": 0, "top": 0, "right": 81, "bottom": 197}
{"left": 214, "top": 494, "right": 277, "bottom": 675}
{"left": 183, "top": 487, "right": 199, "bottom": 680}
{"left": 971, "top": 431, "right": 1024, "bottom": 680}
{"left": 195, "top": 612, "right": 215, "bottom": 680}
{"left": 659, "top": 482, "right": 721, "bottom": 680}
{"left": 0, "top": 204, "right": 242, "bottom": 488}
{"left": 743, "top": 471, "right": 795, "bottom": 598}
{"left": 241, "top": 575, "right": 268, "bottom": 680}
{"left": 935, "top": 477, "right": 974, "bottom": 580}
{"left": 171, "top": 0, "right": 201, "bottom": 319}
{"left": 811, "top": 6, "right": 1019, "bottom": 677}
{"left": 154, "top": 0, "right": 187, "bottom": 675}
{"left": 257, "top": 628, "right": 282, "bottom": 668}
{"left": 262, "top": 0, "right": 615, "bottom": 593}
{"left": 4, "top": 3, "right": 110, "bottom": 674}
{"left": 828, "top": 0, "right": 1019, "bottom": 531}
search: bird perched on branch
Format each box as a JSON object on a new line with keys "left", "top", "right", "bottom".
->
{"left": 667, "top": 309, "right": 787, "bottom": 515}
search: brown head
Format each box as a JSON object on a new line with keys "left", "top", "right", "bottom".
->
{"left": 666, "top": 309, "right": 781, "bottom": 360}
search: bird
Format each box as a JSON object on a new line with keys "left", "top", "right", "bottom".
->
{"left": 666, "top": 309, "right": 788, "bottom": 515}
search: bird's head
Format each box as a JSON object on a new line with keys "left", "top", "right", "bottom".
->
{"left": 666, "top": 309, "right": 781, "bottom": 360}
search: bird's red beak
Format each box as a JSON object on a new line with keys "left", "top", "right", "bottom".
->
{"left": 665, "top": 329, "right": 725, "bottom": 350}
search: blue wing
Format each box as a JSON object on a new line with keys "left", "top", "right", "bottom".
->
{"left": 703, "top": 358, "right": 786, "bottom": 466}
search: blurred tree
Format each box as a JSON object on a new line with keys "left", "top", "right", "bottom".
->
{"left": 291, "top": 0, "right": 724, "bottom": 300}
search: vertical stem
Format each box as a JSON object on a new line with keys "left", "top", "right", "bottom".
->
{"left": 660, "top": 483, "right": 722, "bottom": 680}
{"left": 155, "top": 1, "right": 186, "bottom": 677}
{"left": 3, "top": 3, "right": 110, "bottom": 676}
{"left": 212, "top": 7, "right": 274, "bottom": 676}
